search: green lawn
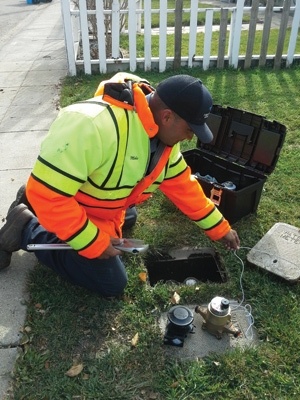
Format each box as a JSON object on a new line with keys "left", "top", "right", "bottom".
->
{"left": 11, "top": 66, "right": 300, "bottom": 400}
{"left": 119, "top": 27, "right": 300, "bottom": 59}
{"left": 142, "top": 1, "right": 245, "bottom": 28}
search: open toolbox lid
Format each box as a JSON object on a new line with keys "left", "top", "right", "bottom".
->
{"left": 197, "top": 105, "right": 286, "bottom": 175}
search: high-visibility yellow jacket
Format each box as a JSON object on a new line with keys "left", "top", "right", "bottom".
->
{"left": 26, "top": 73, "right": 230, "bottom": 259}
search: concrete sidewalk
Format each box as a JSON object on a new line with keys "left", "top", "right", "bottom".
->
{"left": 0, "top": 0, "right": 67, "bottom": 397}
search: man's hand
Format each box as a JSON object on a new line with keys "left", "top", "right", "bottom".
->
{"left": 219, "top": 229, "right": 240, "bottom": 250}
{"left": 98, "top": 238, "right": 123, "bottom": 259}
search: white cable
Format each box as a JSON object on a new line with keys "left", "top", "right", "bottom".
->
{"left": 244, "top": 304, "right": 255, "bottom": 340}
{"left": 227, "top": 245, "right": 297, "bottom": 340}
{"left": 231, "top": 249, "right": 245, "bottom": 308}
{"left": 229, "top": 247, "right": 255, "bottom": 339}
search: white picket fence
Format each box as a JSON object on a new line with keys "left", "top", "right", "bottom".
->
{"left": 61, "top": 0, "right": 300, "bottom": 76}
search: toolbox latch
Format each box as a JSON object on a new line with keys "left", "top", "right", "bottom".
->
{"left": 210, "top": 186, "right": 223, "bottom": 206}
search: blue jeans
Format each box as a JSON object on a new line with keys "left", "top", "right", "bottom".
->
{"left": 21, "top": 217, "right": 128, "bottom": 297}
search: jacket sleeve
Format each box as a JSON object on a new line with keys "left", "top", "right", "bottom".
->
{"left": 159, "top": 149, "right": 231, "bottom": 241}
{"left": 26, "top": 110, "right": 111, "bottom": 259}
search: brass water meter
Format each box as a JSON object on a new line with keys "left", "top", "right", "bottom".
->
{"left": 195, "top": 296, "right": 241, "bottom": 339}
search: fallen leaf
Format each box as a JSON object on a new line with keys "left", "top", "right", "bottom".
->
{"left": 170, "top": 291, "right": 180, "bottom": 304}
{"left": 44, "top": 361, "right": 50, "bottom": 369}
{"left": 19, "top": 333, "right": 30, "bottom": 346}
{"left": 131, "top": 332, "right": 139, "bottom": 347}
{"left": 65, "top": 363, "right": 84, "bottom": 377}
{"left": 122, "top": 294, "right": 133, "bottom": 303}
{"left": 171, "top": 381, "right": 179, "bottom": 388}
{"left": 138, "top": 272, "right": 147, "bottom": 282}
{"left": 34, "top": 303, "right": 46, "bottom": 314}
{"left": 22, "top": 343, "right": 30, "bottom": 354}
{"left": 24, "top": 326, "right": 32, "bottom": 333}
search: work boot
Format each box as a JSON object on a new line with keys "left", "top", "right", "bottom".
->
{"left": 0, "top": 204, "right": 34, "bottom": 270}
{"left": 7, "top": 184, "right": 26, "bottom": 214}
{"left": 0, "top": 251, "right": 12, "bottom": 271}
{"left": 7, "top": 185, "right": 35, "bottom": 215}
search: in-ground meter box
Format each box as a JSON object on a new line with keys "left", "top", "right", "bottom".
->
{"left": 145, "top": 247, "right": 227, "bottom": 286}
{"left": 183, "top": 106, "right": 286, "bottom": 224}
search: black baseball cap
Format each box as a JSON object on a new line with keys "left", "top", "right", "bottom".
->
{"left": 156, "top": 75, "right": 213, "bottom": 143}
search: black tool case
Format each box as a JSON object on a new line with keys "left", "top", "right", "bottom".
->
{"left": 183, "top": 105, "right": 286, "bottom": 224}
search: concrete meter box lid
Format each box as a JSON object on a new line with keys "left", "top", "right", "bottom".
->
{"left": 183, "top": 106, "right": 286, "bottom": 224}
{"left": 247, "top": 222, "right": 300, "bottom": 283}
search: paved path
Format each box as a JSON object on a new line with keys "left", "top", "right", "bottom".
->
{"left": 0, "top": 0, "right": 67, "bottom": 397}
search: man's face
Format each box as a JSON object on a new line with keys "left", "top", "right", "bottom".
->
{"left": 156, "top": 110, "right": 194, "bottom": 146}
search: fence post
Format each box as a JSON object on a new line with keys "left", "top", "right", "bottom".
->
{"left": 174, "top": 0, "right": 183, "bottom": 69}
{"left": 128, "top": 0, "right": 137, "bottom": 71}
{"left": 111, "top": 0, "right": 121, "bottom": 58}
{"left": 244, "top": 0, "right": 260, "bottom": 69}
{"left": 188, "top": 1, "right": 199, "bottom": 68}
{"left": 143, "top": 0, "right": 152, "bottom": 71}
{"left": 95, "top": 0, "right": 107, "bottom": 73}
{"left": 136, "top": 0, "right": 142, "bottom": 33}
{"left": 228, "top": 0, "right": 245, "bottom": 68}
{"left": 259, "top": 0, "right": 274, "bottom": 67}
{"left": 217, "top": 8, "right": 228, "bottom": 69}
{"left": 203, "top": 9, "right": 213, "bottom": 70}
{"left": 79, "top": 0, "right": 91, "bottom": 74}
{"left": 287, "top": 0, "right": 300, "bottom": 66}
{"left": 274, "top": 0, "right": 292, "bottom": 69}
{"left": 61, "top": 0, "right": 77, "bottom": 76}
{"left": 159, "top": 1, "right": 168, "bottom": 72}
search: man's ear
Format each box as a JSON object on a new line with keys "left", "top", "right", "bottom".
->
{"left": 160, "top": 108, "right": 173, "bottom": 125}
